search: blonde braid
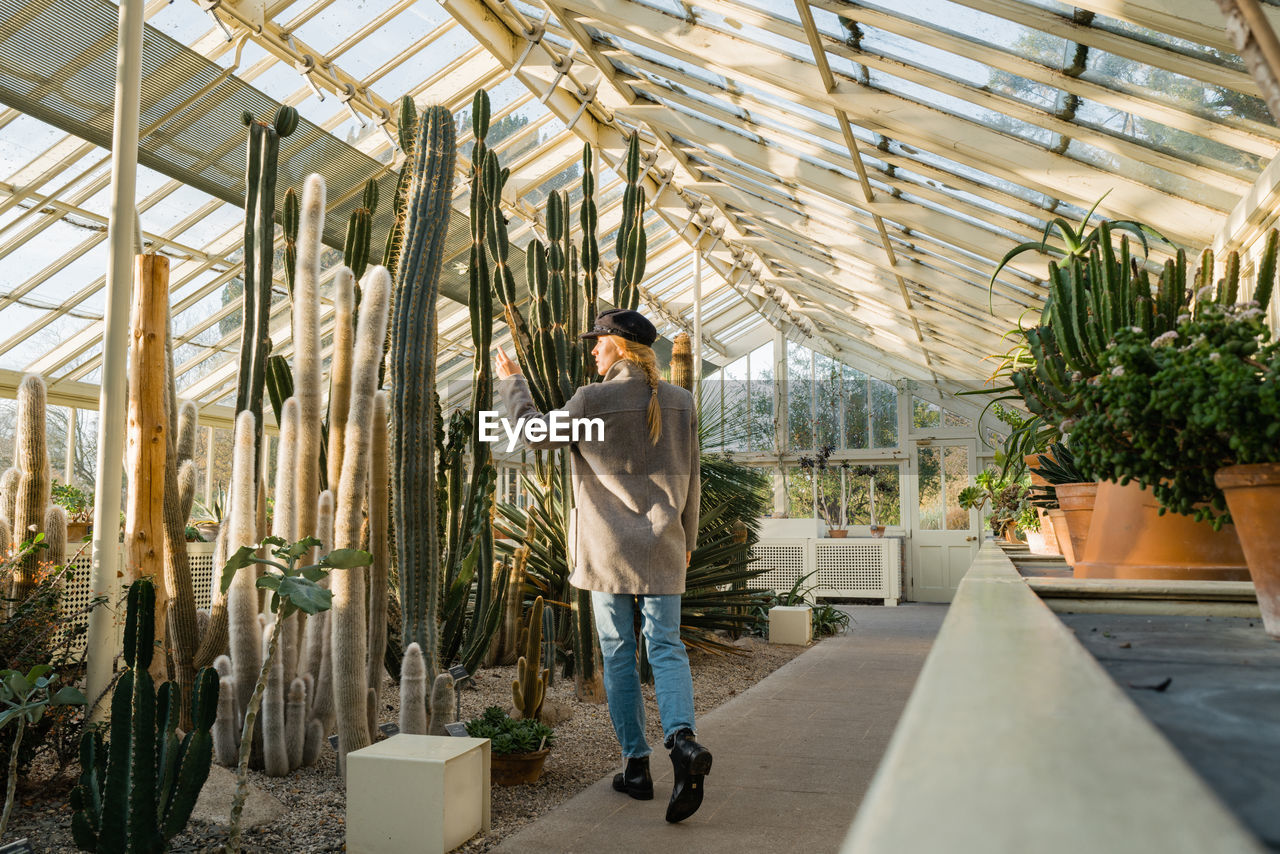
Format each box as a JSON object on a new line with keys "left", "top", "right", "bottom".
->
{"left": 616, "top": 337, "right": 662, "bottom": 444}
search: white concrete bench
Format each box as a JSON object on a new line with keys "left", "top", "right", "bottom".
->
{"left": 346, "top": 734, "right": 491, "bottom": 854}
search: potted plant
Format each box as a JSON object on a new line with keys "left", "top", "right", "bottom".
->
{"left": 1069, "top": 289, "right": 1278, "bottom": 582}
{"left": 51, "top": 482, "right": 93, "bottom": 542}
{"left": 959, "top": 469, "right": 1028, "bottom": 542}
{"left": 464, "top": 706, "right": 556, "bottom": 786}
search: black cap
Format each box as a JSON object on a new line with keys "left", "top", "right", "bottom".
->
{"left": 579, "top": 308, "right": 658, "bottom": 347}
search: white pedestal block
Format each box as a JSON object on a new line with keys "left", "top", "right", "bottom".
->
{"left": 769, "top": 605, "right": 812, "bottom": 645}
{"left": 346, "top": 734, "right": 491, "bottom": 854}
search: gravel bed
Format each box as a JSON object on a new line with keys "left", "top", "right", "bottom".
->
{"left": 7, "top": 636, "right": 806, "bottom": 852}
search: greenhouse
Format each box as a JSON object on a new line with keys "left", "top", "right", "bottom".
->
{"left": 0, "top": 0, "right": 1278, "bottom": 850}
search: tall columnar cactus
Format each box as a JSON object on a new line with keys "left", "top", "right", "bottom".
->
{"left": 580, "top": 143, "right": 600, "bottom": 381}
{"left": 332, "top": 265, "right": 391, "bottom": 772}
{"left": 235, "top": 105, "right": 298, "bottom": 488}
{"left": 383, "top": 95, "right": 417, "bottom": 283}
{"left": 391, "top": 101, "right": 457, "bottom": 672}
{"left": 495, "top": 543, "right": 530, "bottom": 666}
{"left": 365, "top": 390, "right": 390, "bottom": 734}
{"left": 43, "top": 505, "right": 66, "bottom": 569}
{"left": 327, "top": 270, "right": 356, "bottom": 493}
{"left": 282, "top": 187, "right": 300, "bottom": 297}
{"left": 70, "top": 579, "right": 219, "bottom": 852}
{"left": 670, "top": 332, "right": 693, "bottom": 392}
{"left": 0, "top": 466, "right": 19, "bottom": 528}
{"left": 162, "top": 299, "right": 199, "bottom": 727}
{"left": 260, "top": 620, "right": 288, "bottom": 777}
{"left": 226, "top": 412, "right": 261, "bottom": 741}
{"left": 613, "top": 133, "right": 647, "bottom": 312}
{"left": 10, "top": 375, "right": 53, "bottom": 601}
{"left": 293, "top": 174, "right": 326, "bottom": 523}
{"left": 344, "top": 179, "right": 379, "bottom": 281}
{"left": 512, "top": 596, "right": 549, "bottom": 722}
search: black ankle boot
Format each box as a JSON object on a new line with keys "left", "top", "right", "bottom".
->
{"left": 665, "top": 729, "right": 712, "bottom": 823}
{"left": 612, "top": 755, "right": 654, "bottom": 800}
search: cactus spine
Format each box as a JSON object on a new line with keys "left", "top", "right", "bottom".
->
{"left": 512, "top": 596, "right": 549, "bottom": 722}
{"left": 398, "top": 642, "right": 427, "bottom": 735}
{"left": 331, "top": 265, "right": 390, "bottom": 772}
{"left": 391, "top": 101, "right": 456, "bottom": 672}
{"left": 69, "top": 578, "right": 220, "bottom": 851}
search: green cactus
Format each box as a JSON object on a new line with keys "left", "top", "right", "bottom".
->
{"left": 344, "top": 179, "right": 379, "bottom": 281}
{"left": 70, "top": 578, "right": 220, "bottom": 852}
{"left": 391, "top": 101, "right": 457, "bottom": 674}
{"left": 282, "top": 187, "right": 299, "bottom": 296}
{"left": 613, "top": 133, "right": 647, "bottom": 311}
{"left": 234, "top": 106, "right": 298, "bottom": 487}
{"left": 512, "top": 596, "right": 549, "bottom": 722}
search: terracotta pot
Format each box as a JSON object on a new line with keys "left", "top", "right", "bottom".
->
{"left": 826, "top": 529, "right": 849, "bottom": 538}
{"left": 1215, "top": 463, "right": 1280, "bottom": 639}
{"left": 1002, "top": 522, "right": 1022, "bottom": 544}
{"left": 1055, "top": 482, "right": 1098, "bottom": 566}
{"left": 1073, "top": 480, "right": 1248, "bottom": 581}
{"left": 1047, "top": 509, "right": 1074, "bottom": 563}
{"left": 1035, "top": 508, "right": 1062, "bottom": 556}
{"left": 491, "top": 748, "right": 550, "bottom": 786}
{"left": 1025, "top": 452, "right": 1054, "bottom": 488}
{"left": 66, "top": 522, "right": 92, "bottom": 544}
{"left": 1024, "top": 530, "right": 1048, "bottom": 554}
{"left": 869, "top": 525, "right": 886, "bottom": 538}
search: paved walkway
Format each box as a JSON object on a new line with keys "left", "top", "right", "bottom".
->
{"left": 495, "top": 604, "right": 947, "bottom": 854}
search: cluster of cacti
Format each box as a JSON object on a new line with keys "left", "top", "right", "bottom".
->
{"left": 512, "top": 596, "right": 550, "bottom": 722}
{"left": 1012, "top": 221, "right": 1201, "bottom": 429}
{"left": 213, "top": 172, "right": 393, "bottom": 779}
{"left": 398, "top": 643, "right": 454, "bottom": 736}
{"left": 390, "top": 99, "right": 457, "bottom": 676}
{"left": 234, "top": 105, "right": 298, "bottom": 487}
{"left": 492, "top": 535, "right": 531, "bottom": 666}
{"left": 3, "top": 375, "right": 67, "bottom": 602}
{"left": 70, "top": 578, "right": 220, "bottom": 852}
{"left": 481, "top": 88, "right": 646, "bottom": 701}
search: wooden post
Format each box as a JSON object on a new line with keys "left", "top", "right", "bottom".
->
{"left": 125, "top": 252, "right": 170, "bottom": 678}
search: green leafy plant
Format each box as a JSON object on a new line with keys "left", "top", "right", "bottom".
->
{"left": 1071, "top": 298, "right": 1280, "bottom": 529}
{"left": 1, "top": 664, "right": 84, "bottom": 839}
{"left": 1, "top": 533, "right": 96, "bottom": 796}
{"left": 809, "top": 603, "right": 851, "bottom": 638}
{"left": 464, "top": 705, "right": 555, "bottom": 755}
{"left": 218, "top": 536, "right": 371, "bottom": 853}
{"left": 51, "top": 483, "right": 93, "bottom": 525}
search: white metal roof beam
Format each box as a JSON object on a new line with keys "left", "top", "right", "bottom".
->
{"left": 560, "top": 0, "right": 1227, "bottom": 244}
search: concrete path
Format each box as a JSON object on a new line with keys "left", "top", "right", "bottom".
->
{"left": 494, "top": 603, "right": 947, "bottom": 854}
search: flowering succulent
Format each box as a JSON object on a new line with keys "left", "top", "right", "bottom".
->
{"left": 1071, "top": 300, "right": 1280, "bottom": 528}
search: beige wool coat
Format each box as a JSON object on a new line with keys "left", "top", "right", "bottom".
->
{"left": 497, "top": 359, "right": 700, "bottom": 595}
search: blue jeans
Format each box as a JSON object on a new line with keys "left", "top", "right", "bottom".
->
{"left": 591, "top": 591, "right": 696, "bottom": 759}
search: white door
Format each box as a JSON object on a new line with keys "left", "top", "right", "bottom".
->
{"left": 909, "top": 439, "right": 978, "bottom": 603}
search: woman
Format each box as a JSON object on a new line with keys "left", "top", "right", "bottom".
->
{"left": 494, "top": 308, "right": 712, "bottom": 824}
